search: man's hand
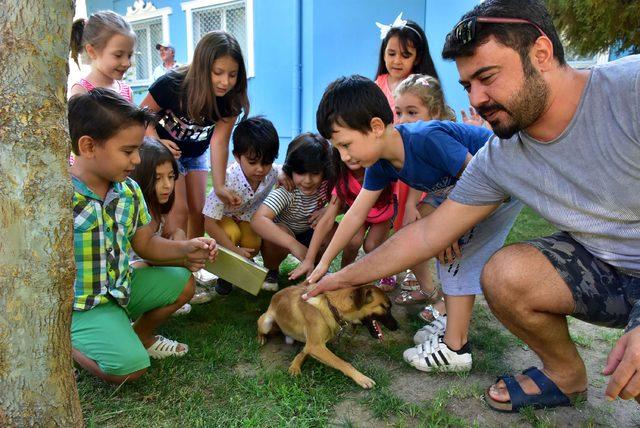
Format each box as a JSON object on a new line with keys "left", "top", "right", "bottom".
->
{"left": 289, "top": 259, "right": 314, "bottom": 280}
{"left": 159, "top": 138, "right": 181, "bottom": 159}
{"left": 603, "top": 326, "right": 640, "bottom": 402}
{"left": 302, "top": 272, "right": 351, "bottom": 300}
{"left": 402, "top": 205, "right": 421, "bottom": 227}
{"left": 437, "top": 240, "right": 462, "bottom": 264}
{"left": 216, "top": 186, "right": 242, "bottom": 208}
{"left": 307, "top": 260, "right": 329, "bottom": 284}
{"left": 184, "top": 237, "right": 217, "bottom": 271}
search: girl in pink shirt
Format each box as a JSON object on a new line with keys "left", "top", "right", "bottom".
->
{"left": 67, "top": 11, "right": 135, "bottom": 165}
{"left": 68, "top": 11, "right": 135, "bottom": 101}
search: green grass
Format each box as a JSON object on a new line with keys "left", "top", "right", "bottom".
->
{"left": 78, "top": 206, "right": 557, "bottom": 426}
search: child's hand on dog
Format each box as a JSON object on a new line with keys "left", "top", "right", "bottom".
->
{"left": 306, "top": 261, "right": 329, "bottom": 285}
{"left": 289, "top": 259, "right": 315, "bottom": 280}
{"left": 302, "top": 273, "right": 350, "bottom": 300}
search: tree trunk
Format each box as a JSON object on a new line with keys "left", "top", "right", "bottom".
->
{"left": 0, "top": 1, "right": 82, "bottom": 426}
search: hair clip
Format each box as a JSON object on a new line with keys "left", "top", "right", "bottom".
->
{"left": 375, "top": 12, "right": 407, "bottom": 40}
{"left": 416, "top": 77, "right": 431, "bottom": 87}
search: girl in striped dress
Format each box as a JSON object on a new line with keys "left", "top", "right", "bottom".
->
{"left": 251, "top": 133, "right": 334, "bottom": 291}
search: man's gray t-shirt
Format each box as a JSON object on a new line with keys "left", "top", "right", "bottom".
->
{"left": 449, "top": 55, "right": 640, "bottom": 275}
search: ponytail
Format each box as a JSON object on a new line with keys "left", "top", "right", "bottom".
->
{"left": 70, "top": 18, "right": 86, "bottom": 66}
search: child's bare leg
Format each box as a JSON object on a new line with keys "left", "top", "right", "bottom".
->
{"left": 362, "top": 221, "right": 391, "bottom": 254}
{"left": 169, "top": 174, "right": 189, "bottom": 234}
{"left": 410, "top": 202, "right": 446, "bottom": 313}
{"left": 133, "top": 276, "right": 195, "bottom": 350}
{"left": 316, "top": 223, "right": 338, "bottom": 264}
{"left": 72, "top": 348, "right": 146, "bottom": 384}
{"left": 184, "top": 170, "right": 207, "bottom": 239}
{"left": 442, "top": 294, "right": 475, "bottom": 350}
{"left": 340, "top": 225, "right": 366, "bottom": 268}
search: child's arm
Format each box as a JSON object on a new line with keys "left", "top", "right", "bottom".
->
{"left": 211, "top": 116, "right": 241, "bottom": 207}
{"left": 139, "top": 93, "right": 181, "bottom": 158}
{"left": 68, "top": 83, "right": 88, "bottom": 98}
{"left": 306, "top": 188, "right": 382, "bottom": 283}
{"left": 132, "top": 225, "right": 217, "bottom": 270}
{"left": 289, "top": 196, "right": 342, "bottom": 280}
{"left": 403, "top": 187, "right": 423, "bottom": 227}
{"left": 204, "top": 216, "right": 254, "bottom": 258}
{"left": 251, "top": 205, "right": 307, "bottom": 262}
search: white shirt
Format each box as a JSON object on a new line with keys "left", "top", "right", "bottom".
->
{"left": 152, "top": 62, "right": 180, "bottom": 81}
{"left": 202, "top": 162, "right": 280, "bottom": 222}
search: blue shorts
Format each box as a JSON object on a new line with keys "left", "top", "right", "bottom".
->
{"left": 178, "top": 148, "right": 210, "bottom": 175}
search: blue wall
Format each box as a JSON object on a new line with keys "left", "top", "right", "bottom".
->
{"left": 87, "top": 0, "right": 480, "bottom": 161}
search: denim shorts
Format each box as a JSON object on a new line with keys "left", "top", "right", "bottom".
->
{"left": 526, "top": 231, "right": 640, "bottom": 332}
{"left": 177, "top": 148, "right": 210, "bottom": 175}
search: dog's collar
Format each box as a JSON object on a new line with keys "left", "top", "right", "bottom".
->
{"left": 326, "top": 297, "right": 349, "bottom": 329}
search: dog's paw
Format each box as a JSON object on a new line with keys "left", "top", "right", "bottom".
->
{"left": 258, "top": 334, "right": 267, "bottom": 346}
{"left": 354, "top": 374, "right": 376, "bottom": 389}
{"left": 285, "top": 335, "right": 294, "bottom": 345}
{"left": 288, "top": 365, "right": 302, "bottom": 376}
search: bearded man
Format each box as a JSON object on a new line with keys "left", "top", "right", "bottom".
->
{"left": 306, "top": 0, "right": 640, "bottom": 413}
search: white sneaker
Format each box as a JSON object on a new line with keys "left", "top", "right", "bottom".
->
{"left": 261, "top": 269, "right": 279, "bottom": 292}
{"left": 413, "top": 315, "right": 447, "bottom": 344}
{"left": 403, "top": 334, "right": 472, "bottom": 372}
{"left": 172, "top": 303, "right": 192, "bottom": 316}
{"left": 193, "top": 269, "right": 218, "bottom": 287}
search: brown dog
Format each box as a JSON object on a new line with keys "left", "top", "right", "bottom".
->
{"left": 257, "top": 283, "right": 398, "bottom": 388}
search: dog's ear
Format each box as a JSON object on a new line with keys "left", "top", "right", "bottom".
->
{"left": 353, "top": 287, "right": 374, "bottom": 309}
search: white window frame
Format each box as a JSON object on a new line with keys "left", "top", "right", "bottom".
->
{"left": 182, "top": 0, "right": 254, "bottom": 77}
{"left": 125, "top": 6, "right": 173, "bottom": 86}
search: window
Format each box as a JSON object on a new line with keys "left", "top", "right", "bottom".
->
{"left": 182, "top": 0, "right": 254, "bottom": 77}
{"left": 125, "top": 4, "right": 172, "bottom": 86}
{"left": 129, "top": 18, "right": 163, "bottom": 83}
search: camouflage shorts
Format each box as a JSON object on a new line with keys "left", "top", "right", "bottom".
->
{"left": 527, "top": 231, "right": 640, "bottom": 332}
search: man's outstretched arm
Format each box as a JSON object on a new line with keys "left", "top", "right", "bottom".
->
{"left": 303, "top": 199, "right": 499, "bottom": 299}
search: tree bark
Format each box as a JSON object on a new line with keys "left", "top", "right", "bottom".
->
{"left": 0, "top": 1, "right": 82, "bottom": 426}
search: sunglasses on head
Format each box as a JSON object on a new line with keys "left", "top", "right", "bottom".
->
{"left": 450, "top": 16, "right": 548, "bottom": 46}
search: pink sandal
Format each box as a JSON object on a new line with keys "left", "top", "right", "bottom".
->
{"left": 376, "top": 275, "right": 398, "bottom": 293}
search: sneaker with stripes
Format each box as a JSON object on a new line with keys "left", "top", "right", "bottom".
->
{"left": 413, "top": 314, "right": 447, "bottom": 345}
{"left": 403, "top": 334, "right": 472, "bottom": 372}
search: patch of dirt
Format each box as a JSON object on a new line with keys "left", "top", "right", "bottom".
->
{"left": 233, "top": 362, "right": 258, "bottom": 377}
{"left": 328, "top": 399, "right": 388, "bottom": 427}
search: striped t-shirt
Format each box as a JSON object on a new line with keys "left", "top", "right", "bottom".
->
{"left": 262, "top": 182, "right": 329, "bottom": 234}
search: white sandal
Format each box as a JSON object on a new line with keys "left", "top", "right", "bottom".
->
{"left": 146, "top": 335, "right": 189, "bottom": 359}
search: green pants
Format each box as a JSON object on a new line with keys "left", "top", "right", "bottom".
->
{"left": 71, "top": 266, "right": 190, "bottom": 376}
